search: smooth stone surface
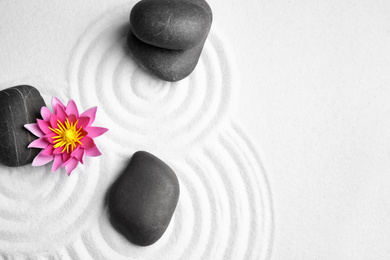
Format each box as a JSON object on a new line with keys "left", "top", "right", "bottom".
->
{"left": 127, "top": 29, "right": 205, "bottom": 81}
{"left": 130, "top": 0, "right": 212, "bottom": 50}
{"left": 188, "top": 0, "right": 213, "bottom": 19}
{"left": 108, "top": 151, "right": 180, "bottom": 246}
{"left": 0, "top": 85, "right": 45, "bottom": 167}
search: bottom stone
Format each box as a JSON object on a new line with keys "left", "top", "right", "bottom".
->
{"left": 107, "top": 151, "right": 180, "bottom": 246}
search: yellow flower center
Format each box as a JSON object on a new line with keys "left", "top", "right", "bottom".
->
{"left": 49, "top": 118, "right": 84, "bottom": 153}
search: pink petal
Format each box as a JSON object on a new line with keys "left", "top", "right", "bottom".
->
{"left": 67, "top": 114, "right": 77, "bottom": 124}
{"left": 28, "top": 138, "right": 49, "bottom": 149}
{"left": 77, "top": 117, "right": 90, "bottom": 129}
{"left": 40, "top": 107, "right": 52, "bottom": 121}
{"left": 24, "top": 123, "right": 44, "bottom": 137}
{"left": 70, "top": 147, "right": 80, "bottom": 156}
{"left": 80, "top": 106, "right": 97, "bottom": 126}
{"left": 50, "top": 114, "right": 64, "bottom": 129}
{"left": 32, "top": 152, "right": 54, "bottom": 166}
{"left": 52, "top": 154, "right": 63, "bottom": 172}
{"left": 70, "top": 146, "right": 79, "bottom": 157}
{"left": 85, "top": 146, "right": 102, "bottom": 157}
{"left": 41, "top": 145, "right": 55, "bottom": 156}
{"left": 64, "top": 158, "right": 79, "bottom": 176}
{"left": 55, "top": 104, "right": 67, "bottom": 121}
{"left": 52, "top": 97, "right": 65, "bottom": 114}
{"left": 37, "top": 119, "right": 52, "bottom": 134}
{"left": 80, "top": 136, "right": 95, "bottom": 149}
{"left": 80, "top": 129, "right": 88, "bottom": 138}
{"left": 45, "top": 132, "right": 58, "bottom": 144}
{"left": 84, "top": 126, "right": 108, "bottom": 138}
{"left": 53, "top": 146, "right": 64, "bottom": 155}
{"left": 81, "top": 150, "right": 85, "bottom": 164}
{"left": 66, "top": 100, "right": 79, "bottom": 118}
{"left": 72, "top": 147, "right": 85, "bottom": 164}
{"left": 62, "top": 152, "right": 71, "bottom": 164}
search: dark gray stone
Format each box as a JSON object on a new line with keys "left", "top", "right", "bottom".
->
{"left": 130, "top": 0, "right": 212, "bottom": 50}
{"left": 0, "top": 85, "right": 45, "bottom": 167}
{"left": 127, "top": 29, "right": 205, "bottom": 82}
{"left": 188, "top": 0, "right": 213, "bottom": 18}
{"left": 127, "top": 0, "right": 212, "bottom": 81}
{"left": 108, "top": 151, "right": 180, "bottom": 246}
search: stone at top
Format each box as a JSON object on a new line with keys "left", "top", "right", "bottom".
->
{"left": 130, "top": 0, "right": 212, "bottom": 50}
{"left": 127, "top": 29, "right": 205, "bottom": 82}
{"left": 127, "top": 0, "right": 213, "bottom": 81}
{"left": 108, "top": 151, "right": 180, "bottom": 246}
{"left": 0, "top": 85, "right": 46, "bottom": 167}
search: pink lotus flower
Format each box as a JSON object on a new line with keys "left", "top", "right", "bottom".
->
{"left": 24, "top": 97, "right": 108, "bottom": 175}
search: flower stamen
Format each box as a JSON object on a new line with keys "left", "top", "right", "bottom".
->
{"left": 49, "top": 119, "right": 84, "bottom": 153}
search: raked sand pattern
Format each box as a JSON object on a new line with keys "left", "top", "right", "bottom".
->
{"left": 67, "top": 4, "right": 234, "bottom": 150}
{"left": 0, "top": 4, "right": 273, "bottom": 259}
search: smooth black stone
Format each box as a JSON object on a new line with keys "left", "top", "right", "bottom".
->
{"left": 0, "top": 85, "right": 45, "bottom": 167}
{"left": 127, "top": 29, "right": 205, "bottom": 81}
{"left": 108, "top": 151, "right": 180, "bottom": 246}
{"left": 130, "top": 0, "right": 212, "bottom": 50}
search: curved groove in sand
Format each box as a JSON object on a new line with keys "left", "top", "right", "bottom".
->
{"left": 64, "top": 123, "right": 273, "bottom": 259}
{"left": 67, "top": 5, "right": 232, "bottom": 148}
